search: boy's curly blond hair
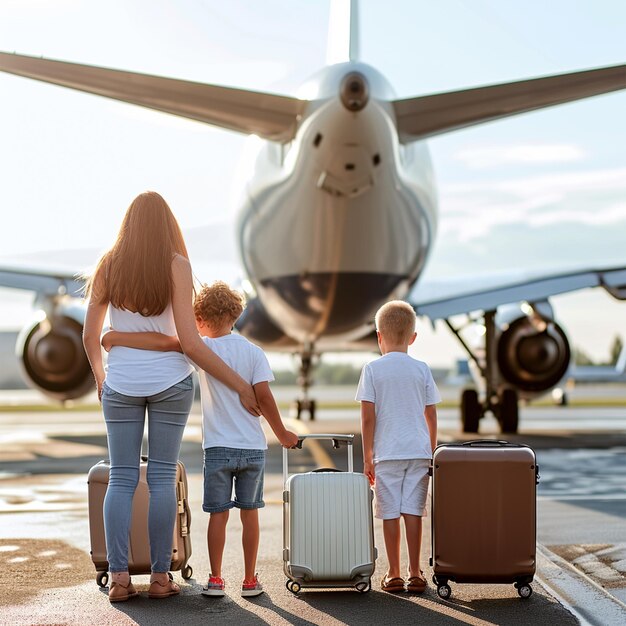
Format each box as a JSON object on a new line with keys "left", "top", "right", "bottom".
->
{"left": 375, "top": 300, "right": 416, "bottom": 344}
{"left": 194, "top": 280, "right": 246, "bottom": 327}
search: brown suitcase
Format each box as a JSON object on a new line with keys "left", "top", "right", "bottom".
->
{"left": 87, "top": 456, "right": 193, "bottom": 587}
{"left": 430, "top": 440, "right": 539, "bottom": 600}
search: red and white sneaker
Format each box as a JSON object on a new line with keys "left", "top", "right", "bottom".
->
{"left": 202, "top": 574, "right": 225, "bottom": 597}
{"left": 241, "top": 574, "right": 264, "bottom": 597}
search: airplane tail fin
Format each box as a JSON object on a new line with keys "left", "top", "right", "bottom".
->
{"left": 327, "top": 0, "right": 360, "bottom": 65}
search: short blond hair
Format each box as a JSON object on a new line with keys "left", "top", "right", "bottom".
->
{"left": 375, "top": 300, "right": 416, "bottom": 344}
{"left": 194, "top": 281, "right": 246, "bottom": 327}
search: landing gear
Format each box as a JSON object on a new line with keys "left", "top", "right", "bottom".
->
{"left": 291, "top": 347, "right": 318, "bottom": 420}
{"left": 461, "top": 388, "right": 481, "bottom": 433}
{"left": 292, "top": 398, "right": 317, "bottom": 421}
{"left": 447, "top": 311, "right": 521, "bottom": 435}
{"left": 498, "top": 388, "right": 519, "bottom": 434}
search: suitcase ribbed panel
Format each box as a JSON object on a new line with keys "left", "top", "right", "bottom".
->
{"left": 287, "top": 472, "right": 373, "bottom": 581}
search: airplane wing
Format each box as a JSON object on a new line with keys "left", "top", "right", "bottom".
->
{"left": 0, "top": 266, "right": 85, "bottom": 298}
{"left": 410, "top": 266, "right": 626, "bottom": 320}
{"left": 0, "top": 52, "right": 305, "bottom": 142}
{"left": 393, "top": 64, "right": 626, "bottom": 142}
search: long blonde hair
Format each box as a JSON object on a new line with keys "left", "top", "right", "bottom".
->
{"left": 85, "top": 191, "right": 189, "bottom": 315}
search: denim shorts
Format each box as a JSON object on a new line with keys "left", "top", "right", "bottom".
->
{"left": 203, "top": 447, "right": 265, "bottom": 513}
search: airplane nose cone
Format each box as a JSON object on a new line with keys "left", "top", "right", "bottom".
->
{"left": 340, "top": 72, "right": 369, "bottom": 111}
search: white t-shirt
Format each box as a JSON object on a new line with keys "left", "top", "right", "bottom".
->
{"left": 194, "top": 334, "right": 274, "bottom": 450}
{"left": 355, "top": 352, "right": 441, "bottom": 463}
{"left": 105, "top": 304, "right": 193, "bottom": 396}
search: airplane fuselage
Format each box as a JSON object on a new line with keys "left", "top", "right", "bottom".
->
{"left": 237, "top": 62, "right": 438, "bottom": 347}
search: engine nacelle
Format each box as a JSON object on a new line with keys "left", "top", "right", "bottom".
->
{"left": 497, "top": 309, "right": 570, "bottom": 394}
{"left": 16, "top": 301, "right": 93, "bottom": 401}
{"left": 235, "top": 296, "right": 298, "bottom": 349}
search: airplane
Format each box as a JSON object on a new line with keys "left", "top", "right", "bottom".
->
{"left": 567, "top": 342, "right": 626, "bottom": 384}
{"left": 1, "top": 0, "right": 625, "bottom": 434}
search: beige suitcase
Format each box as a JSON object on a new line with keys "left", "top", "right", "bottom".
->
{"left": 430, "top": 440, "right": 539, "bottom": 600}
{"left": 87, "top": 456, "right": 193, "bottom": 587}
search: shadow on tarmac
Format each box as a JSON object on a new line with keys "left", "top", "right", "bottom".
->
{"left": 102, "top": 581, "right": 575, "bottom": 626}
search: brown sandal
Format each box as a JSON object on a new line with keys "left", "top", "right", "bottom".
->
{"left": 149, "top": 575, "right": 180, "bottom": 599}
{"left": 406, "top": 571, "right": 427, "bottom": 593}
{"left": 381, "top": 575, "right": 405, "bottom": 593}
{"left": 108, "top": 578, "right": 138, "bottom": 602}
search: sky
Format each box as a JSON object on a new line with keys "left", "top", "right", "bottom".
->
{"left": 0, "top": 0, "right": 625, "bottom": 367}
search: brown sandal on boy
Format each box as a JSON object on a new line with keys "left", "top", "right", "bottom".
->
{"left": 406, "top": 571, "right": 427, "bottom": 593}
{"left": 381, "top": 575, "right": 405, "bottom": 593}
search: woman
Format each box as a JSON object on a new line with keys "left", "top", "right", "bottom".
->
{"left": 83, "top": 191, "right": 259, "bottom": 602}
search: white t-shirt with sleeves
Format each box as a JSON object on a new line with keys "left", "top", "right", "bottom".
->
{"left": 194, "top": 333, "right": 274, "bottom": 450}
{"left": 105, "top": 304, "right": 194, "bottom": 396}
{"left": 355, "top": 352, "right": 441, "bottom": 463}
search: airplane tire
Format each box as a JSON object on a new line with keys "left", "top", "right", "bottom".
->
{"left": 291, "top": 400, "right": 302, "bottom": 420}
{"left": 461, "top": 389, "right": 481, "bottom": 433}
{"left": 499, "top": 388, "right": 519, "bottom": 434}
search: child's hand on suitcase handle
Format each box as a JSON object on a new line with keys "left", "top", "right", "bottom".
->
{"left": 363, "top": 460, "right": 375, "bottom": 486}
{"left": 280, "top": 430, "right": 300, "bottom": 449}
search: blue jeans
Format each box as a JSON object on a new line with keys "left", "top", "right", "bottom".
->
{"left": 203, "top": 447, "right": 265, "bottom": 513}
{"left": 101, "top": 375, "right": 194, "bottom": 573}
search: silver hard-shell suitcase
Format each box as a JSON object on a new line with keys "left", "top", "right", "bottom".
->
{"left": 283, "top": 434, "right": 377, "bottom": 594}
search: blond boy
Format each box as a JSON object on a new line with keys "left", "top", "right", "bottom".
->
{"left": 356, "top": 300, "right": 440, "bottom": 594}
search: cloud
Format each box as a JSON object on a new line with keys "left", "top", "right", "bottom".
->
{"left": 439, "top": 166, "right": 626, "bottom": 241}
{"left": 454, "top": 143, "right": 585, "bottom": 169}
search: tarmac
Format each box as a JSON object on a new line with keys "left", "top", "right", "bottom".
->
{"left": 0, "top": 397, "right": 625, "bottom": 625}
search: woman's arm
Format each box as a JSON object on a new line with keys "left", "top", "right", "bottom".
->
{"left": 83, "top": 296, "right": 109, "bottom": 401}
{"left": 102, "top": 330, "right": 181, "bottom": 353}
{"left": 171, "top": 255, "right": 260, "bottom": 415}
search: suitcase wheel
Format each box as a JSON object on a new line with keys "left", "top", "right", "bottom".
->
{"left": 355, "top": 581, "right": 371, "bottom": 593}
{"left": 436, "top": 584, "right": 452, "bottom": 600}
{"left": 96, "top": 571, "right": 109, "bottom": 588}
{"left": 286, "top": 580, "right": 301, "bottom": 595}
{"left": 516, "top": 583, "right": 532, "bottom": 599}
{"left": 182, "top": 565, "right": 193, "bottom": 580}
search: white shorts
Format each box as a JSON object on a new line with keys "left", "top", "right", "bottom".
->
{"left": 374, "top": 459, "right": 430, "bottom": 520}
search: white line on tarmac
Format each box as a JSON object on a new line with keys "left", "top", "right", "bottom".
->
{"left": 538, "top": 495, "right": 626, "bottom": 501}
{"left": 536, "top": 544, "right": 626, "bottom": 626}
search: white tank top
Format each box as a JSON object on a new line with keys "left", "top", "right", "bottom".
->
{"left": 104, "top": 304, "right": 193, "bottom": 396}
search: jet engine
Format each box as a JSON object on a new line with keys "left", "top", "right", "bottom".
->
{"left": 496, "top": 304, "right": 571, "bottom": 396}
{"left": 16, "top": 302, "right": 93, "bottom": 401}
{"left": 460, "top": 301, "right": 571, "bottom": 434}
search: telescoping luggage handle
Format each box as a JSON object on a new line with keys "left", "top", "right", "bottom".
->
{"left": 282, "top": 434, "right": 354, "bottom": 485}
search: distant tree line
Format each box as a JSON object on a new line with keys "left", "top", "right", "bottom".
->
{"left": 573, "top": 335, "right": 623, "bottom": 366}
{"left": 273, "top": 362, "right": 363, "bottom": 386}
